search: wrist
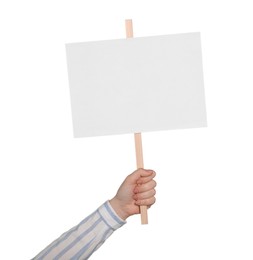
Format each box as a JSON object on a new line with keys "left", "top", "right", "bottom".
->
{"left": 109, "top": 197, "right": 130, "bottom": 221}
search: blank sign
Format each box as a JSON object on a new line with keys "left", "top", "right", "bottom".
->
{"left": 66, "top": 32, "right": 207, "bottom": 138}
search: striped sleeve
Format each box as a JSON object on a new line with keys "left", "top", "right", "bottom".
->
{"left": 32, "top": 201, "right": 126, "bottom": 260}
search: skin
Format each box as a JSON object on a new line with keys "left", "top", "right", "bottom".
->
{"left": 109, "top": 168, "right": 156, "bottom": 220}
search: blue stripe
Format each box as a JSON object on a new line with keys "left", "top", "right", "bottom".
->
{"left": 53, "top": 218, "right": 102, "bottom": 259}
{"left": 70, "top": 238, "right": 95, "bottom": 260}
{"left": 104, "top": 202, "right": 125, "bottom": 225}
{"left": 84, "top": 228, "right": 113, "bottom": 259}
{"left": 37, "top": 211, "right": 97, "bottom": 259}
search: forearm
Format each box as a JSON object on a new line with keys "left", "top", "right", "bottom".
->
{"left": 33, "top": 201, "right": 126, "bottom": 260}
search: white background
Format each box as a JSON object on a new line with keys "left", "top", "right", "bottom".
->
{"left": 0, "top": 1, "right": 252, "bottom": 259}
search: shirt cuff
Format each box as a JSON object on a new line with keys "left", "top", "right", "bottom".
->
{"left": 98, "top": 201, "right": 126, "bottom": 230}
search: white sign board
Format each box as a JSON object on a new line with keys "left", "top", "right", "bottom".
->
{"left": 66, "top": 32, "right": 207, "bottom": 137}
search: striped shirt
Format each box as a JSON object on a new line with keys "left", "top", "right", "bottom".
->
{"left": 33, "top": 201, "right": 126, "bottom": 260}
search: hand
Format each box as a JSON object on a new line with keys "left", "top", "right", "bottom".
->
{"left": 109, "top": 169, "right": 156, "bottom": 220}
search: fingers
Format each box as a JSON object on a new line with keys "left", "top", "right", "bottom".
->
{"left": 133, "top": 189, "right": 156, "bottom": 201}
{"left": 137, "top": 170, "right": 156, "bottom": 184}
{"left": 134, "top": 179, "right": 157, "bottom": 194}
{"left": 128, "top": 168, "right": 155, "bottom": 183}
{"left": 126, "top": 168, "right": 157, "bottom": 208}
{"left": 135, "top": 197, "right": 156, "bottom": 206}
{"left": 133, "top": 174, "right": 156, "bottom": 207}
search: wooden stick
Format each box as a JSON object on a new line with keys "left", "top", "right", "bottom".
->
{"left": 125, "top": 19, "right": 133, "bottom": 38}
{"left": 125, "top": 19, "right": 148, "bottom": 224}
{"left": 134, "top": 133, "right": 148, "bottom": 224}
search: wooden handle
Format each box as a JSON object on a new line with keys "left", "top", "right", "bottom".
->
{"left": 134, "top": 133, "right": 148, "bottom": 224}
{"left": 125, "top": 19, "right": 148, "bottom": 224}
{"left": 125, "top": 19, "right": 133, "bottom": 38}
